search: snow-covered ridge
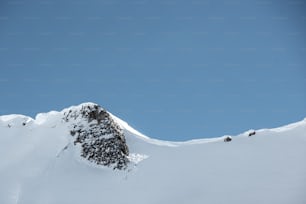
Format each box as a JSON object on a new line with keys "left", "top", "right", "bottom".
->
{"left": 0, "top": 103, "right": 100, "bottom": 127}
{"left": 110, "top": 110, "right": 306, "bottom": 146}
{"left": 110, "top": 112, "right": 225, "bottom": 147}
{"left": 1, "top": 102, "right": 306, "bottom": 204}
{"left": 0, "top": 102, "right": 131, "bottom": 170}
{"left": 1, "top": 102, "right": 306, "bottom": 145}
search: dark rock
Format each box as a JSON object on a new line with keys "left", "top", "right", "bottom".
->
{"left": 64, "top": 104, "right": 129, "bottom": 170}
{"left": 224, "top": 136, "right": 232, "bottom": 142}
{"left": 248, "top": 131, "right": 256, "bottom": 137}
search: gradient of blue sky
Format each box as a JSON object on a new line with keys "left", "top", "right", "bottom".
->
{"left": 0, "top": 0, "right": 305, "bottom": 140}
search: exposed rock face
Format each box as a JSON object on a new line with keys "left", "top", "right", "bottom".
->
{"left": 63, "top": 104, "right": 129, "bottom": 170}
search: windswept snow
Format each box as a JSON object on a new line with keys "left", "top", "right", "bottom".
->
{"left": 0, "top": 103, "right": 305, "bottom": 204}
{"left": 111, "top": 112, "right": 223, "bottom": 147}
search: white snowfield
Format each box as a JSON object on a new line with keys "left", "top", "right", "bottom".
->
{"left": 0, "top": 103, "right": 305, "bottom": 204}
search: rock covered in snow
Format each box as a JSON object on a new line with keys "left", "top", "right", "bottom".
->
{"left": 63, "top": 103, "right": 129, "bottom": 170}
{"left": 223, "top": 136, "right": 232, "bottom": 142}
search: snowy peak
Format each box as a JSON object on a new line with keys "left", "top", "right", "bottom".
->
{"left": 0, "top": 103, "right": 130, "bottom": 170}
{"left": 1, "top": 103, "right": 306, "bottom": 204}
{"left": 1, "top": 102, "right": 306, "bottom": 171}
{"left": 63, "top": 103, "right": 130, "bottom": 170}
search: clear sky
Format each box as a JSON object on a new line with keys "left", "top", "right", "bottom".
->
{"left": 0, "top": 0, "right": 305, "bottom": 141}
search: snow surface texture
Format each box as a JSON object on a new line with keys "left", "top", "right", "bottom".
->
{"left": 0, "top": 102, "right": 305, "bottom": 204}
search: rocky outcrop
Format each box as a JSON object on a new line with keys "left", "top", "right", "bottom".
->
{"left": 63, "top": 104, "right": 129, "bottom": 170}
{"left": 224, "top": 136, "right": 232, "bottom": 142}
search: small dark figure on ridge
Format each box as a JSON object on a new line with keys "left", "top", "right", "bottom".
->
{"left": 224, "top": 136, "right": 232, "bottom": 142}
{"left": 248, "top": 131, "right": 256, "bottom": 137}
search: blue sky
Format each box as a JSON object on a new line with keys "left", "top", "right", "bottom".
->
{"left": 0, "top": 0, "right": 305, "bottom": 140}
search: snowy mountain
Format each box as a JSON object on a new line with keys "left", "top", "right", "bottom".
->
{"left": 0, "top": 102, "right": 305, "bottom": 204}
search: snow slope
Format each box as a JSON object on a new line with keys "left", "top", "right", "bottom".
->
{"left": 0, "top": 103, "right": 305, "bottom": 204}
